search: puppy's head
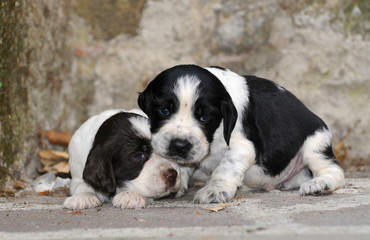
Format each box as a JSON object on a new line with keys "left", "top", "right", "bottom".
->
{"left": 138, "top": 65, "right": 237, "bottom": 165}
{"left": 83, "top": 112, "right": 180, "bottom": 198}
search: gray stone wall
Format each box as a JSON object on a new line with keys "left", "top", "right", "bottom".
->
{"left": 1, "top": 0, "right": 369, "bottom": 187}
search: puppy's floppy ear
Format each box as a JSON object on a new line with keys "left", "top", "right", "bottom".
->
{"left": 220, "top": 99, "right": 238, "bottom": 146}
{"left": 138, "top": 90, "right": 150, "bottom": 114}
{"left": 83, "top": 145, "right": 116, "bottom": 197}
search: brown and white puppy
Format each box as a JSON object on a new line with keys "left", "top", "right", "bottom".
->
{"left": 63, "top": 109, "right": 180, "bottom": 210}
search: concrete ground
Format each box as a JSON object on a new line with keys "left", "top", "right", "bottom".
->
{"left": 1, "top": 178, "right": 370, "bottom": 240}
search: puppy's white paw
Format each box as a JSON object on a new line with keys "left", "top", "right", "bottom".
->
{"left": 112, "top": 192, "right": 147, "bottom": 209}
{"left": 299, "top": 177, "right": 335, "bottom": 195}
{"left": 63, "top": 193, "right": 101, "bottom": 210}
{"left": 193, "top": 185, "right": 235, "bottom": 204}
{"left": 173, "top": 186, "right": 188, "bottom": 198}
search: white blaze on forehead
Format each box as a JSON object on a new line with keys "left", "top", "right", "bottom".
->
{"left": 174, "top": 75, "right": 201, "bottom": 114}
{"left": 151, "top": 75, "right": 209, "bottom": 163}
{"left": 128, "top": 116, "right": 151, "bottom": 139}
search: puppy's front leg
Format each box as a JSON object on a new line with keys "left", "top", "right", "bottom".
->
{"left": 112, "top": 191, "right": 147, "bottom": 209}
{"left": 173, "top": 166, "right": 194, "bottom": 198}
{"left": 194, "top": 138, "right": 255, "bottom": 203}
{"left": 63, "top": 181, "right": 102, "bottom": 210}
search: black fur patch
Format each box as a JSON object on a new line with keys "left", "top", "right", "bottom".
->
{"left": 242, "top": 75, "right": 328, "bottom": 176}
{"left": 321, "top": 144, "right": 339, "bottom": 165}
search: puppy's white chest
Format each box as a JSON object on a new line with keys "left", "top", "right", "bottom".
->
{"left": 199, "top": 130, "right": 228, "bottom": 174}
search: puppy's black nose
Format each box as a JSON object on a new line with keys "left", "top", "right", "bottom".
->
{"left": 169, "top": 138, "right": 192, "bottom": 158}
{"left": 163, "top": 168, "right": 178, "bottom": 188}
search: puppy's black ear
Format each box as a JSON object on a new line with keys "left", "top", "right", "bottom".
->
{"left": 220, "top": 100, "right": 238, "bottom": 146}
{"left": 138, "top": 90, "right": 150, "bottom": 114}
{"left": 83, "top": 145, "right": 116, "bottom": 196}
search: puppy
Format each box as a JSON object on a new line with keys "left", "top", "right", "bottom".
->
{"left": 138, "top": 64, "right": 345, "bottom": 204}
{"left": 63, "top": 109, "right": 181, "bottom": 210}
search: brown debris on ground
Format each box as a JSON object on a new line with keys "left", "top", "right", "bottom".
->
{"left": 333, "top": 123, "right": 370, "bottom": 178}
{"left": 45, "top": 130, "right": 73, "bottom": 147}
{"left": 37, "top": 150, "right": 69, "bottom": 174}
{"left": 36, "top": 129, "right": 74, "bottom": 176}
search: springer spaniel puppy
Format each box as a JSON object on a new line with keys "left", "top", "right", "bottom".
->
{"left": 63, "top": 109, "right": 181, "bottom": 210}
{"left": 138, "top": 64, "right": 345, "bottom": 204}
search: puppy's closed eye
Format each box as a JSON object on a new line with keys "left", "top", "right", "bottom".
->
{"left": 132, "top": 152, "right": 148, "bottom": 162}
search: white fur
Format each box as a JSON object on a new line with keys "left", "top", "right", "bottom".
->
{"left": 174, "top": 166, "right": 195, "bottom": 198}
{"left": 299, "top": 129, "right": 345, "bottom": 194}
{"left": 195, "top": 130, "right": 256, "bottom": 203}
{"left": 129, "top": 115, "right": 151, "bottom": 139}
{"left": 116, "top": 152, "right": 181, "bottom": 198}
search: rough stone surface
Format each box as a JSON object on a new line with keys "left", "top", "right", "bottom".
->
{"left": 79, "top": 0, "right": 370, "bottom": 164}
{"left": 1, "top": 0, "right": 369, "bottom": 186}
{"left": 0, "top": 178, "right": 369, "bottom": 239}
{"left": 1, "top": 0, "right": 73, "bottom": 186}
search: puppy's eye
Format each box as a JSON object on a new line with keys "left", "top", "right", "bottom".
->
{"left": 200, "top": 116, "right": 208, "bottom": 122}
{"left": 132, "top": 153, "right": 147, "bottom": 161}
{"left": 159, "top": 108, "right": 170, "bottom": 116}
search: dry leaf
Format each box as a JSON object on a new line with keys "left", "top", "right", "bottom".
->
{"left": 37, "top": 149, "right": 70, "bottom": 174}
{"left": 39, "top": 150, "right": 57, "bottom": 162}
{"left": 57, "top": 220, "right": 71, "bottom": 225}
{"left": 13, "top": 180, "right": 26, "bottom": 190}
{"left": 200, "top": 202, "right": 227, "bottom": 212}
{"left": 137, "top": 218, "right": 147, "bottom": 223}
{"left": 0, "top": 188, "right": 15, "bottom": 197}
{"left": 233, "top": 196, "right": 245, "bottom": 200}
{"left": 46, "top": 130, "right": 73, "bottom": 146}
{"left": 195, "top": 210, "right": 201, "bottom": 214}
{"left": 51, "top": 161, "right": 70, "bottom": 173}
{"left": 38, "top": 150, "right": 69, "bottom": 162}
{"left": 334, "top": 142, "right": 349, "bottom": 164}
{"left": 38, "top": 190, "right": 51, "bottom": 196}
{"left": 38, "top": 150, "right": 69, "bottom": 174}
{"left": 51, "top": 151, "right": 69, "bottom": 159}
{"left": 67, "top": 210, "right": 83, "bottom": 215}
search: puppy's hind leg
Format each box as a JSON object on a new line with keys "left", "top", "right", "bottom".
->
{"left": 299, "top": 128, "right": 345, "bottom": 195}
{"left": 280, "top": 167, "right": 313, "bottom": 191}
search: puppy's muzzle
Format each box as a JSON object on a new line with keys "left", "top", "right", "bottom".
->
{"left": 168, "top": 138, "right": 192, "bottom": 160}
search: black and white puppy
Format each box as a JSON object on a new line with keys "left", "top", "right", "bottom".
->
{"left": 138, "top": 64, "right": 345, "bottom": 204}
{"left": 63, "top": 109, "right": 181, "bottom": 210}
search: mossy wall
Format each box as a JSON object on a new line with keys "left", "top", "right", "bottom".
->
{"left": 0, "top": 0, "right": 30, "bottom": 187}
{"left": 0, "top": 0, "right": 369, "bottom": 187}
{"left": 0, "top": 0, "right": 146, "bottom": 187}
{"left": 0, "top": 0, "right": 73, "bottom": 187}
